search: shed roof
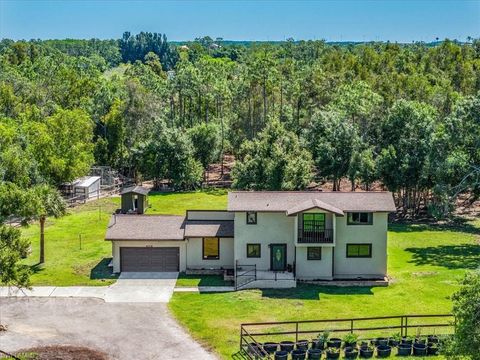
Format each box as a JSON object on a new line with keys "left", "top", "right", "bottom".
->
{"left": 120, "top": 185, "right": 150, "bottom": 196}
{"left": 76, "top": 176, "right": 101, "bottom": 188}
{"left": 228, "top": 191, "right": 396, "bottom": 213}
{"left": 105, "top": 215, "right": 185, "bottom": 241}
{"left": 184, "top": 220, "right": 234, "bottom": 238}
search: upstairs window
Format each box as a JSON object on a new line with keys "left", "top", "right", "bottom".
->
{"left": 347, "top": 212, "right": 373, "bottom": 225}
{"left": 246, "top": 211, "right": 257, "bottom": 225}
{"left": 346, "top": 244, "right": 372, "bottom": 258}
{"left": 303, "top": 213, "right": 325, "bottom": 231}
{"left": 202, "top": 237, "right": 220, "bottom": 260}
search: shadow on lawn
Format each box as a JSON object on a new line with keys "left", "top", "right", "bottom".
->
{"left": 261, "top": 284, "right": 374, "bottom": 300}
{"left": 389, "top": 218, "right": 480, "bottom": 236}
{"left": 405, "top": 244, "right": 480, "bottom": 269}
{"left": 90, "top": 258, "right": 118, "bottom": 280}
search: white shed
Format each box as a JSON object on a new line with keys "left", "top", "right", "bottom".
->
{"left": 74, "top": 176, "right": 101, "bottom": 199}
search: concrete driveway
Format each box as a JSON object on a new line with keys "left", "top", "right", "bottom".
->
{"left": 105, "top": 272, "right": 178, "bottom": 302}
{"left": 0, "top": 297, "right": 216, "bottom": 360}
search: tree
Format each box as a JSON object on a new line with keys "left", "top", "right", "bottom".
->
{"left": 0, "top": 225, "right": 31, "bottom": 288}
{"left": 136, "top": 124, "right": 203, "bottom": 190}
{"left": 25, "top": 108, "right": 95, "bottom": 185}
{"left": 28, "top": 185, "right": 67, "bottom": 264}
{"left": 377, "top": 100, "right": 436, "bottom": 215}
{"left": 187, "top": 123, "right": 221, "bottom": 182}
{"left": 444, "top": 271, "right": 480, "bottom": 360}
{"left": 232, "top": 119, "right": 313, "bottom": 190}
{"left": 305, "top": 110, "right": 359, "bottom": 191}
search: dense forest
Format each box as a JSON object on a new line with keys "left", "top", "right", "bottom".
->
{"left": 0, "top": 32, "right": 479, "bottom": 219}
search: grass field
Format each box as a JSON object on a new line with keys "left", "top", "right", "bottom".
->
{"left": 20, "top": 190, "right": 227, "bottom": 286}
{"left": 169, "top": 219, "right": 480, "bottom": 359}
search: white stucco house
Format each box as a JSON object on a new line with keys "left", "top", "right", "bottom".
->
{"left": 105, "top": 191, "right": 396, "bottom": 289}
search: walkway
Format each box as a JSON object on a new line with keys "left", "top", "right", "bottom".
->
{"left": 0, "top": 272, "right": 179, "bottom": 303}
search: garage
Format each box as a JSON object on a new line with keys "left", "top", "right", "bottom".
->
{"left": 120, "top": 247, "right": 179, "bottom": 272}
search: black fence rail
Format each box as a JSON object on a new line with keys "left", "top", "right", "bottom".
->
{"left": 235, "top": 263, "right": 257, "bottom": 290}
{"left": 240, "top": 314, "right": 454, "bottom": 359}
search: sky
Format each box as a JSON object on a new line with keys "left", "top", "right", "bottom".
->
{"left": 0, "top": 0, "right": 479, "bottom": 42}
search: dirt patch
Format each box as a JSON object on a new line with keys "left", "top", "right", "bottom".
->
{"left": 14, "top": 345, "right": 109, "bottom": 360}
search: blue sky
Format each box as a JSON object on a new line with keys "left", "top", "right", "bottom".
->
{"left": 0, "top": 0, "right": 479, "bottom": 42}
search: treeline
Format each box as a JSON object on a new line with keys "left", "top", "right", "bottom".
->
{"left": 0, "top": 32, "right": 479, "bottom": 218}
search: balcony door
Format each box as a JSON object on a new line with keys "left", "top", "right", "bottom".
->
{"left": 303, "top": 213, "right": 325, "bottom": 232}
{"left": 270, "top": 244, "right": 287, "bottom": 271}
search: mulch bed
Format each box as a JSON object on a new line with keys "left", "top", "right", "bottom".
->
{"left": 13, "top": 345, "right": 109, "bottom": 360}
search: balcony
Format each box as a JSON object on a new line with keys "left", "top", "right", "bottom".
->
{"left": 298, "top": 221, "right": 334, "bottom": 244}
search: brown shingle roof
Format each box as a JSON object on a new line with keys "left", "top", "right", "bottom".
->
{"left": 184, "top": 220, "right": 234, "bottom": 238}
{"left": 286, "top": 198, "right": 345, "bottom": 216}
{"left": 228, "top": 191, "right": 396, "bottom": 212}
{"left": 105, "top": 214, "right": 185, "bottom": 241}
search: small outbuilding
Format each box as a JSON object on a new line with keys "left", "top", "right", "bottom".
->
{"left": 74, "top": 176, "right": 101, "bottom": 199}
{"left": 120, "top": 185, "right": 150, "bottom": 214}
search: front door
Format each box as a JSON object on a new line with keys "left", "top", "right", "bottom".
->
{"left": 270, "top": 244, "right": 287, "bottom": 271}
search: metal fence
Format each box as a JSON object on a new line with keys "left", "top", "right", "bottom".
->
{"left": 240, "top": 314, "right": 454, "bottom": 359}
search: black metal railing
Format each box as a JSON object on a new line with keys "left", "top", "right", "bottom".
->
{"left": 240, "top": 314, "right": 454, "bottom": 358}
{"left": 235, "top": 263, "right": 257, "bottom": 290}
{"left": 298, "top": 225, "right": 334, "bottom": 243}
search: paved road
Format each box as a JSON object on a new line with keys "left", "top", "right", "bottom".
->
{"left": 0, "top": 272, "right": 179, "bottom": 303}
{"left": 0, "top": 297, "right": 217, "bottom": 360}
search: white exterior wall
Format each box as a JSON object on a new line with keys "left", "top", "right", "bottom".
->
{"left": 295, "top": 246, "right": 333, "bottom": 280}
{"left": 185, "top": 237, "right": 234, "bottom": 269}
{"left": 234, "top": 212, "right": 295, "bottom": 271}
{"left": 333, "top": 212, "right": 388, "bottom": 279}
{"left": 111, "top": 240, "right": 186, "bottom": 273}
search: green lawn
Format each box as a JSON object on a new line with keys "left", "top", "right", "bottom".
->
{"left": 169, "top": 219, "right": 480, "bottom": 359}
{"left": 176, "top": 273, "right": 232, "bottom": 287}
{"left": 20, "top": 190, "right": 227, "bottom": 286}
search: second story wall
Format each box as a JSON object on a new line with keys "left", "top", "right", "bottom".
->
{"left": 234, "top": 212, "right": 295, "bottom": 271}
{"left": 334, "top": 212, "right": 388, "bottom": 278}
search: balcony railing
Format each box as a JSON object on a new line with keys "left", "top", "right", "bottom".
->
{"left": 298, "top": 222, "right": 333, "bottom": 243}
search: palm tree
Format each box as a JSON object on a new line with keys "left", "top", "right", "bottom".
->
{"left": 30, "top": 185, "right": 66, "bottom": 264}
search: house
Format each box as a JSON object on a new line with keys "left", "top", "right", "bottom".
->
{"left": 105, "top": 191, "right": 396, "bottom": 289}
{"left": 120, "top": 185, "right": 150, "bottom": 214}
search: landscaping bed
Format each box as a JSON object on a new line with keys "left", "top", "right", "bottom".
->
{"left": 9, "top": 346, "right": 108, "bottom": 360}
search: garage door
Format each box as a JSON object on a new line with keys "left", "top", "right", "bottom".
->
{"left": 120, "top": 247, "right": 179, "bottom": 272}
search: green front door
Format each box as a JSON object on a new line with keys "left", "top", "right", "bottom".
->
{"left": 270, "top": 244, "right": 287, "bottom": 271}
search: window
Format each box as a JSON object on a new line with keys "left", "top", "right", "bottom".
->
{"left": 303, "top": 213, "right": 325, "bottom": 230}
{"left": 246, "top": 211, "right": 257, "bottom": 224}
{"left": 202, "top": 237, "right": 220, "bottom": 260}
{"left": 347, "top": 212, "right": 373, "bottom": 225}
{"left": 247, "top": 244, "right": 261, "bottom": 258}
{"left": 346, "top": 244, "right": 372, "bottom": 258}
{"left": 307, "top": 247, "right": 322, "bottom": 260}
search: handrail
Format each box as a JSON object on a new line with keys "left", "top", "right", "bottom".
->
{"left": 235, "top": 264, "right": 257, "bottom": 290}
{"left": 298, "top": 226, "right": 334, "bottom": 243}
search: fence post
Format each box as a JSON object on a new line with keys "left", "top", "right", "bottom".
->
{"left": 405, "top": 316, "right": 408, "bottom": 337}
{"left": 351, "top": 319, "right": 354, "bottom": 333}
{"left": 295, "top": 322, "right": 299, "bottom": 343}
{"left": 400, "top": 316, "right": 404, "bottom": 337}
